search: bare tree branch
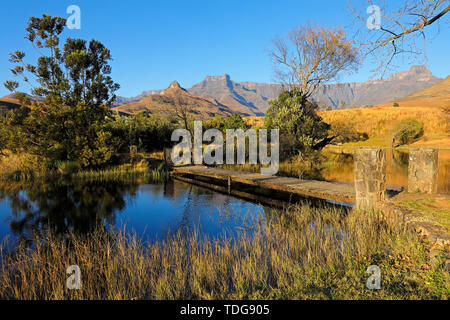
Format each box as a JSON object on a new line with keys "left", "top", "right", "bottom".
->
{"left": 348, "top": 0, "right": 450, "bottom": 76}
{"left": 270, "top": 23, "right": 359, "bottom": 97}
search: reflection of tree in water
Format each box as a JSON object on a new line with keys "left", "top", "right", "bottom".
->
{"left": 0, "top": 179, "right": 140, "bottom": 243}
{"left": 390, "top": 150, "right": 409, "bottom": 175}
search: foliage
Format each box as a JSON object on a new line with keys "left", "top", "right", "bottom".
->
{"left": 0, "top": 110, "right": 8, "bottom": 154}
{"left": 393, "top": 119, "right": 424, "bottom": 146}
{"left": 393, "top": 102, "right": 400, "bottom": 107}
{"left": 265, "top": 88, "right": 331, "bottom": 159}
{"left": 205, "top": 113, "right": 249, "bottom": 131}
{"left": 108, "top": 112, "right": 175, "bottom": 153}
{"left": 270, "top": 23, "right": 359, "bottom": 97}
{"left": 349, "top": 1, "right": 450, "bottom": 75}
{"left": 4, "top": 14, "right": 120, "bottom": 167}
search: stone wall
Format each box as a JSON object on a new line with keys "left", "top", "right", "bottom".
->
{"left": 354, "top": 148, "right": 386, "bottom": 209}
{"left": 408, "top": 148, "right": 438, "bottom": 194}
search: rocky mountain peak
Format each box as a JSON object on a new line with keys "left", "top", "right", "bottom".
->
{"left": 169, "top": 80, "right": 182, "bottom": 89}
{"left": 388, "top": 65, "right": 435, "bottom": 82}
{"left": 201, "top": 74, "right": 233, "bottom": 89}
{"left": 204, "top": 74, "right": 231, "bottom": 82}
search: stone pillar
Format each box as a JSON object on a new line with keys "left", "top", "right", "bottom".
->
{"left": 354, "top": 148, "right": 386, "bottom": 209}
{"left": 408, "top": 148, "right": 438, "bottom": 194}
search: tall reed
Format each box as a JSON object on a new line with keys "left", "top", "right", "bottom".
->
{"left": 0, "top": 203, "right": 447, "bottom": 300}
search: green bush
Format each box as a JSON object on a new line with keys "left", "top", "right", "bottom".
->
{"left": 393, "top": 119, "right": 424, "bottom": 146}
{"left": 108, "top": 112, "right": 175, "bottom": 153}
{"left": 204, "top": 113, "right": 249, "bottom": 131}
{"left": 393, "top": 102, "right": 399, "bottom": 107}
{"left": 265, "top": 88, "right": 331, "bottom": 159}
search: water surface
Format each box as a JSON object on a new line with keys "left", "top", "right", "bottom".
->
{"left": 0, "top": 179, "right": 270, "bottom": 247}
{"left": 318, "top": 149, "right": 450, "bottom": 194}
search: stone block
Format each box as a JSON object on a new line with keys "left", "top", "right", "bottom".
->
{"left": 354, "top": 148, "right": 386, "bottom": 209}
{"left": 408, "top": 148, "right": 438, "bottom": 194}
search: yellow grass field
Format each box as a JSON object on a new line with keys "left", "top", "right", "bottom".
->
{"left": 244, "top": 77, "right": 450, "bottom": 149}
{"left": 320, "top": 105, "right": 450, "bottom": 149}
{"left": 244, "top": 104, "right": 450, "bottom": 150}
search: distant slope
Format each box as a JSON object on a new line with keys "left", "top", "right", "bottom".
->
{"left": 114, "top": 65, "right": 441, "bottom": 114}
{"left": 389, "top": 76, "right": 450, "bottom": 109}
{"left": 319, "top": 78, "right": 450, "bottom": 149}
{"left": 0, "top": 98, "right": 21, "bottom": 110}
{"left": 313, "top": 66, "right": 440, "bottom": 109}
{"left": 112, "top": 81, "right": 234, "bottom": 118}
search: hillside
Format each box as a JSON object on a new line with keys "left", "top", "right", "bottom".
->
{"left": 320, "top": 106, "right": 449, "bottom": 149}
{"left": 112, "top": 81, "right": 234, "bottom": 118}
{"left": 319, "top": 76, "right": 450, "bottom": 149}
{"left": 0, "top": 98, "right": 21, "bottom": 110}
{"left": 0, "top": 92, "right": 43, "bottom": 110}
{"left": 388, "top": 76, "right": 450, "bottom": 109}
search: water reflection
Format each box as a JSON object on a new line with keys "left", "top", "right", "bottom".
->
{"left": 0, "top": 179, "right": 139, "bottom": 244}
{"left": 319, "top": 149, "right": 449, "bottom": 194}
{"left": 0, "top": 178, "right": 268, "bottom": 247}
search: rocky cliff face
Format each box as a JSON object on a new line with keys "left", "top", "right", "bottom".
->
{"left": 188, "top": 74, "right": 268, "bottom": 116}
{"left": 312, "top": 66, "right": 440, "bottom": 109}
{"left": 113, "top": 65, "right": 441, "bottom": 114}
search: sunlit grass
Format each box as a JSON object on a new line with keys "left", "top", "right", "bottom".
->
{"left": 0, "top": 203, "right": 447, "bottom": 300}
{"left": 0, "top": 152, "right": 169, "bottom": 183}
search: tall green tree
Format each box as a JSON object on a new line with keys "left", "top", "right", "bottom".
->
{"left": 265, "top": 88, "right": 333, "bottom": 159}
{"left": 4, "top": 14, "right": 120, "bottom": 167}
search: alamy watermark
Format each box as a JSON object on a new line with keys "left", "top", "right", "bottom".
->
{"left": 366, "top": 265, "right": 381, "bottom": 290}
{"left": 171, "top": 121, "right": 280, "bottom": 175}
{"left": 66, "top": 5, "right": 81, "bottom": 30}
{"left": 66, "top": 265, "right": 82, "bottom": 290}
{"left": 366, "top": 5, "right": 381, "bottom": 30}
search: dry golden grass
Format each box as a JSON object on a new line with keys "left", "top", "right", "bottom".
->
{"left": 396, "top": 76, "right": 450, "bottom": 107}
{"left": 0, "top": 204, "right": 448, "bottom": 300}
{"left": 320, "top": 106, "right": 450, "bottom": 149}
{"left": 244, "top": 116, "right": 265, "bottom": 128}
{"left": 243, "top": 105, "right": 450, "bottom": 149}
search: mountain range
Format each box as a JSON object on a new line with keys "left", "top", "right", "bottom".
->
{"left": 113, "top": 65, "right": 441, "bottom": 115}
{"left": 112, "top": 80, "right": 233, "bottom": 118}
{"left": 1, "top": 65, "right": 443, "bottom": 117}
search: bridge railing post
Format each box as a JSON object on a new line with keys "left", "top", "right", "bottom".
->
{"left": 354, "top": 148, "right": 386, "bottom": 210}
{"left": 408, "top": 148, "right": 438, "bottom": 194}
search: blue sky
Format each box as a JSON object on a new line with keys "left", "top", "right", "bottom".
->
{"left": 1, "top": 0, "right": 449, "bottom": 98}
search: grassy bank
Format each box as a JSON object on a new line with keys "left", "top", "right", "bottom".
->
{"left": 0, "top": 151, "right": 169, "bottom": 182}
{"left": 0, "top": 203, "right": 448, "bottom": 300}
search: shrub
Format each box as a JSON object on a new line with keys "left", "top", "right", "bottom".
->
{"left": 393, "top": 102, "right": 399, "bottom": 107}
{"left": 393, "top": 119, "right": 424, "bottom": 146}
{"left": 107, "top": 113, "right": 175, "bottom": 153}
{"left": 204, "top": 113, "right": 249, "bottom": 131}
{"left": 265, "top": 88, "right": 331, "bottom": 159}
